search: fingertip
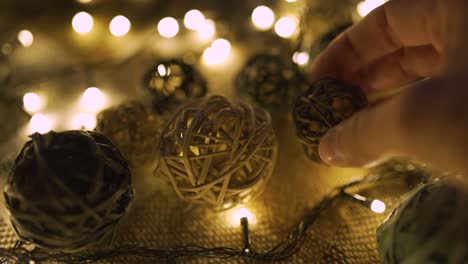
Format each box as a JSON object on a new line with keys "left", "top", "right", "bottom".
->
{"left": 318, "top": 128, "right": 349, "bottom": 167}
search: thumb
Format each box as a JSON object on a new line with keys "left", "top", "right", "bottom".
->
{"left": 318, "top": 77, "right": 468, "bottom": 174}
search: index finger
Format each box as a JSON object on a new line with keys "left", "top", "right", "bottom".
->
{"left": 311, "top": 0, "right": 443, "bottom": 81}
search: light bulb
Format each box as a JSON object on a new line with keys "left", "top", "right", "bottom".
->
{"left": 292, "top": 51, "right": 309, "bottom": 66}
{"left": 184, "top": 10, "right": 205, "bottom": 30}
{"left": 370, "top": 200, "right": 386, "bottom": 213}
{"left": 158, "top": 17, "right": 179, "bottom": 38}
{"left": 109, "top": 15, "right": 131, "bottom": 37}
{"left": 82, "top": 87, "right": 104, "bottom": 111}
{"left": 72, "top": 12, "right": 94, "bottom": 34}
{"left": 73, "top": 113, "right": 97, "bottom": 130}
{"left": 275, "top": 17, "right": 297, "bottom": 38}
{"left": 17, "top": 30, "right": 34, "bottom": 47}
{"left": 233, "top": 208, "right": 253, "bottom": 224}
{"left": 23, "top": 93, "right": 42, "bottom": 112}
{"left": 198, "top": 19, "right": 215, "bottom": 40}
{"left": 211, "top": 39, "right": 231, "bottom": 54}
{"left": 30, "top": 114, "right": 52, "bottom": 134}
{"left": 251, "top": 6, "right": 275, "bottom": 30}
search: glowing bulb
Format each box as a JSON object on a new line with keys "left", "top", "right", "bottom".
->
{"left": 158, "top": 17, "right": 179, "bottom": 38}
{"left": 30, "top": 114, "right": 52, "bottom": 134}
{"left": 23, "top": 93, "right": 42, "bottom": 112}
{"left": 198, "top": 19, "right": 215, "bottom": 40}
{"left": 357, "top": 0, "right": 387, "bottom": 17}
{"left": 275, "top": 17, "right": 297, "bottom": 38}
{"left": 184, "top": 10, "right": 205, "bottom": 30}
{"left": 211, "top": 38, "right": 231, "bottom": 54}
{"left": 202, "top": 39, "right": 231, "bottom": 66}
{"left": 72, "top": 12, "right": 94, "bottom": 34}
{"left": 73, "top": 113, "right": 96, "bottom": 130}
{"left": 292, "top": 51, "right": 309, "bottom": 66}
{"left": 370, "top": 200, "right": 386, "bottom": 213}
{"left": 251, "top": 6, "right": 275, "bottom": 30}
{"left": 285, "top": 0, "right": 297, "bottom": 2}
{"left": 77, "top": 0, "right": 92, "bottom": 3}
{"left": 157, "top": 64, "right": 169, "bottom": 76}
{"left": 17, "top": 30, "right": 33, "bottom": 47}
{"left": 233, "top": 208, "right": 253, "bottom": 224}
{"left": 82, "top": 87, "right": 104, "bottom": 111}
{"left": 109, "top": 15, "right": 131, "bottom": 37}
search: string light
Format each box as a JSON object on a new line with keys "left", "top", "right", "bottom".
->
{"left": 251, "top": 6, "right": 275, "bottom": 30}
{"left": 274, "top": 17, "right": 297, "bottom": 38}
{"left": 77, "top": 0, "right": 93, "bottom": 3}
{"left": 184, "top": 10, "right": 205, "bottom": 30}
{"left": 23, "top": 93, "right": 42, "bottom": 112}
{"left": 198, "top": 19, "right": 215, "bottom": 40}
{"left": 157, "top": 17, "right": 179, "bottom": 38}
{"left": 370, "top": 200, "right": 386, "bottom": 213}
{"left": 285, "top": 0, "right": 297, "bottom": 2}
{"left": 202, "top": 38, "right": 231, "bottom": 65}
{"left": 109, "top": 15, "right": 131, "bottom": 37}
{"left": 292, "top": 51, "right": 309, "bottom": 66}
{"left": 72, "top": 12, "right": 94, "bottom": 34}
{"left": 82, "top": 87, "right": 104, "bottom": 111}
{"left": 357, "top": 0, "right": 387, "bottom": 17}
{"left": 30, "top": 114, "right": 52, "bottom": 134}
{"left": 73, "top": 113, "right": 97, "bottom": 130}
{"left": 17, "top": 30, "right": 34, "bottom": 47}
{"left": 232, "top": 208, "right": 254, "bottom": 225}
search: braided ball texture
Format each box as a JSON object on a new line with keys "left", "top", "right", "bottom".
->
{"left": 293, "top": 78, "right": 367, "bottom": 163}
{"left": 235, "top": 53, "right": 308, "bottom": 115}
{"left": 96, "top": 101, "right": 160, "bottom": 168}
{"left": 3, "top": 130, "right": 134, "bottom": 252}
{"left": 377, "top": 181, "right": 468, "bottom": 264}
{"left": 143, "top": 60, "right": 207, "bottom": 114}
{"left": 159, "top": 95, "right": 277, "bottom": 210}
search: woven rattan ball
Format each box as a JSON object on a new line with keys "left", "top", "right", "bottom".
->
{"left": 377, "top": 181, "right": 468, "bottom": 263}
{"left": 96, "top": 101, "right": 160, "bottom": 168}
{"left": 235, "top": 53, "right": 308, "bottom": 116}
{"left": 3, "top": 130, "right": 134, "bottom": 252}
{"left": 159, "top": 95, "right": 278, "bottom": 210}
{"left": 143, "top": 59, "right": 207, "bottom": 114}
{"left": 293, "top": 78, "right": 367, "bottom": 162}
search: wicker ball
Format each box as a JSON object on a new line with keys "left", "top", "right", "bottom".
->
{"left": 3, "top": 130, "right": 134, "bottom": 252}
{"left": 143, "top": 60, "right": 207, "bottom": 114}
{"left": 377, "top": 181, "right": 468, "bottom": 263}
{"left": 96, "top": 101, "right": 160, "bottom": 168}
{"left": 159, "top": 95, "right": 277, "bottom": 210}
{"left": 293, "top": 78, "right": 367, "bottom": 162}
{"left": 235, "top": 53, "right": 308, "bottom": 116}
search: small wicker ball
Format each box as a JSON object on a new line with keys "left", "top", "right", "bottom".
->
{"left": 143, "top": 60, "right": 207, "bottom": 114}
{"left": 377, "top": 181, "right": 468, "bottom": 263}
{"left": 3, "top": 130, "right": 134, "bottom": 252}
{"left": 159, "top": 95, "right": 278, "bottom": 210}
{"left": 96, "top": 101, "right": 160, "bottom": 168}
{"left": 235, "top": 53, "right": 308, "bottom": 116}
{"left": 293, "top": 78, "right": 367, "bottom": 162}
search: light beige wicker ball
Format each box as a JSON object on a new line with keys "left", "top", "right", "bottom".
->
{"left": 159, "top": 95, "right": 278, "bottom": 210}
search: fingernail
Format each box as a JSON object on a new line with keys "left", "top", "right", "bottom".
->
{"left": 319, "top": 128, "right": 348, "bottom": 166}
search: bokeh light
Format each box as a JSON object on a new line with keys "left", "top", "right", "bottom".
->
{"left": 30, "top": 114, "right": 52, "bottom": 134}
{"left": 23, "top": 93, "right": 42, "bottom": 112}
{"left": 357, "top": 0, "right": 387, "bottom": 17}
{"left": 109, "top": 15, "right": 131, "bottom": 37}
{"left": 274, "top": 17, "right": 297, "bottom": 38}
{"left": 292, "top": 51, "right": 310, "bottom": 66}
{"left": 251, "top": 6, "right": 275, "bottom": 30}
{"left": 17, "top": 30, "right": 34, "bottom": 47}
{"left": 202, "top": 39, "right": 231, "bottom": 66}
{"left": 198, "top": 19, "right": 215, "bottom": 40}
{"left": 370, "top": 200, "right": 386, "bottom": 213}
{"left": 184, "top": 10, "right": 205, "bottom": 30}
{"left": 72, "top": 12, "right": 94, "bottom": 34}
{"left": 158, "top": 17, "right": 179, "bottom": 38}
{"left": 82, "top": 87, "right": 104, "bottom": 111}
{"left": 73, "top": 113, "right": 97, "bottom": 130}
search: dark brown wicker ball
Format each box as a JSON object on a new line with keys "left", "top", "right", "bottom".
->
{"left": 143, "top": 60, "right": 207, "bottom": 114}
{"left": 293, "top": 78, "right": 367, "bottom": 162}
{"left": 96, "top": 101, "right": 160, "bottom": 168}
{"left": 235, "top": 53, "right": 308, "bottom": 116}
{"left": 159, "top": 95, "right": 278, "bottom": 210}
{"left": 3, "top": 130, "right": 134, "bottom": 252}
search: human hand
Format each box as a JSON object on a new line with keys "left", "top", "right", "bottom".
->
{"left": 313, "top": 0, "right": 468, "bottom": 179}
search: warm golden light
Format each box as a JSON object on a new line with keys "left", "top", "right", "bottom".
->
{"left": 212, "top": 38, "right": 231, "bottom": 54}
{"left": 233, "top": 208, "right": 253, "bottom": 224}
{"left": 274, "top": 17, "right": 297, "bottom": 38}
{"left": 17, "top": 30, "right": 34, "bottom": 47}
{"left": 77, "top": 0, "right": 93, "bottom": 3}
{"left": 73, "top": 113, "right": 97, "bottom": 130}
{"left": 357, "top": 0, "right": 387, "bottom": 17}
{"left": 23, "top": 93, "right": 42, "bottom": 112}
{"left": 292, "top": 51, "right": 309, "bottom": 66}
{"left": 82, "top": 87, "right": 104, "bottom": 111}
{"left": 285, "top": 0, "right": 297, "bottom": 2}
{"left": 109, "top": 15, "right": 131, "bottom": 37}
{"left": 184, "top": 10, "right": 205, "bottom": 30}
{"left": 72, "top": 12, "right": 94, "bottom": 34}
{"left": 370, "top": 200, "right": 386, "bottom": 213}
{"left": 30, "top": 114, "right": 52, "bottom": 134}
{"left": 202, "top": 38, "right": 231, "bottom": 66}
{"left": 158, "top": 17, "right": 179, "bottom": 38}
{"left": 251, "top": 6, "right": 275, "bottom": 30}
{"left": 198, "top": 19, "right": 215, "bottom": 40}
